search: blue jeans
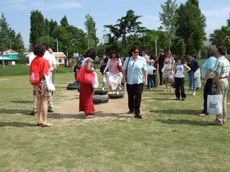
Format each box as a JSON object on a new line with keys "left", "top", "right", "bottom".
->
{"left": 148, "top": 74, "right": 154, "bottom": 89}
{"left": 188, "top": 72, "right": 196, "bottom": 90}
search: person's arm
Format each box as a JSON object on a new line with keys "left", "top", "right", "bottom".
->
{"left": 203, "top": 69, "right": 212, "bottom": 86}
{"left": 103, "top": 59, "right": 110, "bottom": 74}
{"left": 86, "top": 60, "right": 96, "bottom": 72}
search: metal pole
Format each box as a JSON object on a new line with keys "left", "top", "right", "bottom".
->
{"left": 56, "top": 39, "right": 59, "bottom": 52}
{"left": 155, "top": 36, "right": 158, "bottom": 56}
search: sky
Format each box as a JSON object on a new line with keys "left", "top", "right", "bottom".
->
{"left": 0, "top": 0, "right": 229, "bottom": 49}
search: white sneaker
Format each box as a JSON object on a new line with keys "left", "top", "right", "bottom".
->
{"left": 192, "top": 91, "right": 196, "bottom": 96}
{"left": 102, "top": 87, "right": 104, "bottom": 91}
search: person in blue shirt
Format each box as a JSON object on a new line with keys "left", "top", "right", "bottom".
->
{"left": 199, "top": 46, "right": 217, "bottom": 117}
{"left": 122, "top": 45, "right": 148, "bottom": 119}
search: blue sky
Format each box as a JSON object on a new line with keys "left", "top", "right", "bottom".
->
{"left": 0, "top": 0, "right": 229, "bottom": 49}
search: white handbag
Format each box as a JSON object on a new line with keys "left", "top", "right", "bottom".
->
{"left": 45, "top": 74, "right": 55, "bottom": 92}
{"left": 207, "top": 94, "right": 223, "bottom": 114}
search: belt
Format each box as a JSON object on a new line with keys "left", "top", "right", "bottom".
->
{"left": 219, "top": 76, "right": 228, "bottom": 79}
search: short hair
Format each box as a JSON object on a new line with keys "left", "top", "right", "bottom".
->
{"left": 85, "top": 49, "right": 96, "bottom": 60}
{"left": 33, "top": 43, "right": 46, "bottom": 56}
{"left": 129, "top": 45, "right": 140, "bottom": 56}
{"left": 207, "top": 45, "right": 217, "bottom": 57}
{"left": 110, "top": 50, "right": 119, "bottom": 59}
{"left": 42, "top": 42, "right": 49, "bottom": 50}
{"left": 217, "top": 46, "right": 227, "bottom": 56}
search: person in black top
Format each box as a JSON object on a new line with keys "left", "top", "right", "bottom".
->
{"left": 158, "top": 49, "right": 166, "bottom": 85}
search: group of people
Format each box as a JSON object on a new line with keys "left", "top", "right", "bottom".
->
{"left": 29, "top": 43, "right": 229, "bottom": 126}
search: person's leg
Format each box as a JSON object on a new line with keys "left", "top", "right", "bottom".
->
{"left": 31, "top": 95, "right": 37, "bottom": 115}
{"left": 175, "top": 78, "right": 180, "bottom": 99}
{"left": 36, "top": 96, "right": 43, "bottom": 124}
{"left": 127, "top": 84, "right": 134, "bottom": 113}
{"left": 41, "top": 96, "right": 50, "bottom": 125}
{"left": 203, "top": 78, "right": 213, "bottom": 114}
{"left": 48, "top": 94, "right": 54, "bottom": 112}
{"left": 134, "top": 84, "right": 143, "bottom": 116}
{"left": 181, "top": 78, "right": 186, "bottom": 99}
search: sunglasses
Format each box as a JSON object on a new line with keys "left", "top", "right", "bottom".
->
{"left": 133, "top": 51, "right": 139, "bottom": 53}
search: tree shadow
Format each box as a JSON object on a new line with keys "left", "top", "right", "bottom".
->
{"left": 0, "top": 122, "right": 36, "bottom": 127}
{"left": 156, "top": 118, "right": 210, "bottom": 126}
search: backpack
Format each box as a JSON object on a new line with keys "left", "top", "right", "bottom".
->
{"left": 29, "top": 72, "right": 41, "bottom": 86}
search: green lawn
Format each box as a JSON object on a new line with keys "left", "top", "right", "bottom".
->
{"left": 0, "top": 69, "right": 230, "bottom": 171}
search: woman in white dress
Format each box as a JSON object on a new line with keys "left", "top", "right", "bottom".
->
{"left": 103, "top": 51, "right": 123, "bottom": 94}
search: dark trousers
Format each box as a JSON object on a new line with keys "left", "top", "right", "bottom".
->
{"left": 203, "top": 78, "right": 213, "bottom": 114}
{"left": 148, "top": 74, "right": 154, "bottom": 89}
{"left": 153, "top": 74, "right": 158, "bottom": 87}
{"left": 175, "top": 77, "right": 186, "bottom": 99}
{"left": 159, "top": 66, "right": 163, "bottom": 85}
{"left": 126, "top": 83, "right": 143, "bottom": 115}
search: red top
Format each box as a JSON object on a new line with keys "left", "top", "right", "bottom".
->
{"left": 30, "top": 56, "right": 50, "bottom": 75}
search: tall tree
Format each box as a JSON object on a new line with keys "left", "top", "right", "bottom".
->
{"left": 175, "top": 0, "right": 206, "bottom": 54}
{"left": 84, "top": 14, "right": 98, "bottom": 49}
{"left": 60, "top": 16, "right": 69, "bottom": 27}
{"left": 29, "top": 10, "right": 46, "bottom": 49}
{"left": 105, "top": 10, "right": 146, "bottom": 55}
{"left": 0, "top": 13, "right": 24, "bottom": 52}
{"left": 159, "top": 0, "right": 178, "bottom": 51}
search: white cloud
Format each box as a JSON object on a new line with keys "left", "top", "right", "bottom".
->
{"left": 1, "top": 0, "right": 83, "bottom": 10}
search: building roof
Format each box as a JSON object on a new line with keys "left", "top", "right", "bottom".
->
{"left": 53, "top": 52, "right": 66, "bottom": 58}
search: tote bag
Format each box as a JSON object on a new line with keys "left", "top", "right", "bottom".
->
{"left": 45, "top": 74, "right": 55, "bottom": 92}
{"left": 207, "top": 94, "right": 223, "bottom": 114}
{"left": 77, "top": 66, "right": 95, "bottom": 84}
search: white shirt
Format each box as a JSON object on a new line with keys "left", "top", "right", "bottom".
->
{"left": 43, "top": 51, "right": 56, "bottom": 71}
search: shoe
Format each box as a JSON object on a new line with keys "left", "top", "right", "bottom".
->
{"left": 134, "top": 115, "right": 143, "bottom": 119}
{"left": 41, "top": 123, "right": 53, "bottom": 127}
{"left": 102, "top": 87, "right": 105, "bottom": 91}
{"left": 209, "top": 119, "right": 223, "bottom": 126}
{"left": 127, "top": 111, "right": 133, "bottom": 114}
{"left": 48, "top": 109, "right": 54, "bottom": 113}
{"left": 192, "top": 91, "right": 196, "bottom": 96}
{"left": 84, "top": 115, "right": 95, "bottom": 119}
{"left": 116, "top": 91, "right": 119, "bottom": 95}
{"left": 30, "top": 111, "right": 36, "bottom": 115}
{"left": 36, "top": 122, "right": 43, "bottom": 126}
{"left": 175, "top": 98, "right": 180, "bottom": 101}
{"left": 198, "top": 113, "right": 206, "bottom": 117}
{"left": 181, "top": 98, "right": 185, "bottom": 101}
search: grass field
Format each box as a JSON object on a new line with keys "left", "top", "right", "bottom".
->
{"left": 0, "top": 66, "right": 230, "bottom": 171}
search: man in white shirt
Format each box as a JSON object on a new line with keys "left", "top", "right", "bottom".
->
{"left": 42, "top": 43, "right": 57, "bottom": 112}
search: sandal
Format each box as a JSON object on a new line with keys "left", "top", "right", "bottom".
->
{"left": 84, "top": 115, "right": 95, "bottom": 119}
{"left": 41, "top": 123, "right": 53, "bottom": 127}
{"left": 36, "top": 122, "right": 43, "bottom": 126}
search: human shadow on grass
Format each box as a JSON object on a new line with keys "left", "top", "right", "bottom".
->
{"left": 0, "top": 122, "right": 36, "bottom": 127}
{"left": 0, "top": 108, "right": 32, "bottom": 115}
{"left": 143, "top": 97, "right": 173, "bottom": 101}
{"left": 48, "top": 111, "right": 133, "bottom": 120}
{"left": 149, "top": 109, "right": 200, "bottom": 116}
{"left": 156, "top": 119, "right": 210, "bottom": 126}
{"left": 10, "top": 100, "right": 32, "bottom": 104}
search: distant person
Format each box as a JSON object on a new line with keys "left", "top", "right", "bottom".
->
{"left": 158, "top": 49, "right": 166, "bottom": 86}
{"left": 199, "top": 46, "right": 217, "bottom": 117}
{"left": 122, "top": 45, "right": 147, "bottom": 119}
{"left": 163, "top": 51, "right": 174, "bottom": 92}
{"left": 174, "top": 57, "right": 191, "bottom": 101}
{"left": 152, "top": 55, "right": 159, "bottom": 88}
{"left": 42, "top": 43, "right": 57, "bottom": 112}
{"left": 211, "top": 46, "right": 230, "bottom": 126}
{"left": 79, "top": 49, "right": 97, "bottom": 119}
{"left": 74, "top": 53, "right": 84, "bottom": 82}
{"left": 30, "top": 43, "right": 52, "bottom": 127}
{"left": 103, "top": 50, "right": 123, "bottom": 94}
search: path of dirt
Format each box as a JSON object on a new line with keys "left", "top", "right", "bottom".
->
{"left": 54, "top": 85, "right": 131, "bottom": 120}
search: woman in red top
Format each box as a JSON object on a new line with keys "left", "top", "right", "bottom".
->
{"left": 30, "top": 43, "right": 52, "bottom": 127}
{"left": 79, "top": 49, "right": 96, "bottom": 119}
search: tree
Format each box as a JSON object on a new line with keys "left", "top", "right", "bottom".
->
{"left": 29, "top": 10, "right": 46, "bottom": 49}
{"left": 210, "top": 26, "right": 230, "bottom": 52}
{"left": 0, "top": 13, "right": 24, "bottom": 52}
{"left": 175, "top": 0, "right": 206, "bottom": 55}
{"left": 85, "top": 14, "right": 98, "bottom": 49}
{"left": 60, "top": 16, "right": 69, "bottom": 27}
{"left": 159, "top": 0, "right": 178, "bottom": 51}
{"left": 104, "top": 10, "right": 146, "bottom": 56}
